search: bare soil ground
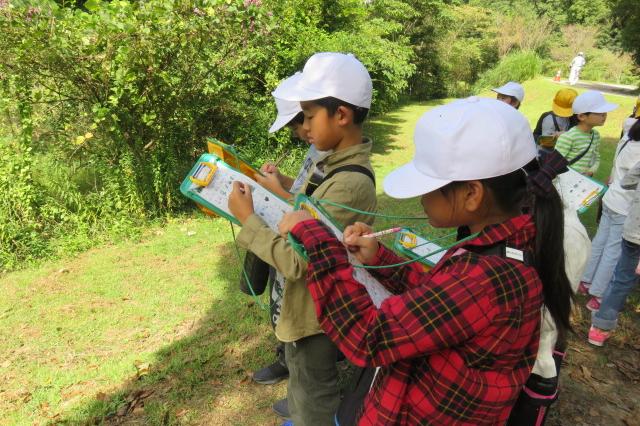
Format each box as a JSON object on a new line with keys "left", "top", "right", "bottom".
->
{"left": 548, "top": 295, "right": 640, "bottom": 426}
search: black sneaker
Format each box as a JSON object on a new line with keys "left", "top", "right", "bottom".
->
{"left": 272, "top": 398, "right": 290, "bottom": 419}
{"left": 252, "top": 360, "right": 289, "bottom": 385}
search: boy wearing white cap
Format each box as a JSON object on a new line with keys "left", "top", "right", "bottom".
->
{"left": 228, "top": 52, "right": 377, "bottom": 426}
{"left": 248, "top": 75, "right": 332, "bottom": 419}
{"left": 278, "top": 97, "right": 573, "bottom": 425}
{"left": 555, "top": 90, "right": 618, "bottom": 176}
{"left": 493, "top": 81, "right": 525, "bottom": 109}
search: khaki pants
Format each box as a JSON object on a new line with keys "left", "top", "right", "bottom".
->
{"left": 285, "top": 334, "right": 340, "bottom": 426}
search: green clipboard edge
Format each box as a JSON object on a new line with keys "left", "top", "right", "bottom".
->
{"left": 574, "top": 173, "right": 607, "bottom": 215}
{"left": 392, "top": 227, "right": 447, "bottom": 268}
{"left": 180, "top": 152, "right": 289, "bottom": 226}
{"left": 286, "top": 193, "right": 351, "bottom": 262}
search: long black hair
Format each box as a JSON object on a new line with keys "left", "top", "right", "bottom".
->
{"left": 483, "top": 159, "right": 574, "bottom": 339}
{"left": 442, "top": 159, "right": 574, "bottom": 339}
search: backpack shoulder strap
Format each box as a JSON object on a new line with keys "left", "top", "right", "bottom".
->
{"left": 323, "top": 164, "right": 376, "bottom": 185}
{"left": 616, "top": 137, "right": 632, "bottom": 160}
{"left": 551, "top": 114, "right": 560, "bottom": 132}
{"left": 533, "top": 112, "right": 552, "bottom": 139}
{"left": 304, "top": 164, "right": 375, "bottom": 196}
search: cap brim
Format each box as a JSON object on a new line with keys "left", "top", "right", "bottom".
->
{"left": 383, "top": 161, "right": 452, "bottom": 199}
{"left": 269, "top": 112, "right": 299, "bottom": 133}
{"left": 590, "top": 102, "right": 618, "bottom": 113}
{"left": 552, "top": 103, "right": 573, "bottom": 117}
{"left": 492, "top": 88, "right": 522, "bottom": 102}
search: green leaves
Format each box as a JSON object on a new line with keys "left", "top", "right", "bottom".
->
{"left": 84, "top": 0, "right": 102, "bottom": 12}
{"left": 0, "top": 0, "right": 417, "bottom": 269}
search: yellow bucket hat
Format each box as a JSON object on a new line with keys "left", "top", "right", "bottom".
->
{"left": 552, "top": 88, "right": 579, "bottom": 117}
{"left": 635, "top": 96, "right": 640, "bottom": 118}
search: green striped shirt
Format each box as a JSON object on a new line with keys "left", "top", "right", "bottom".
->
{"left": 555, "top": 126, "right": 600, "bottom": 175}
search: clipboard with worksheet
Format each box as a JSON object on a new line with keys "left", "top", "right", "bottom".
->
{"left": 555, "top": 167, "right": 607, "bottom": 214}
{"left": 180, "top": 153, "right": 291, "bottom": 230}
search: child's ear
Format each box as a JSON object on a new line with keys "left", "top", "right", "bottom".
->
{"left": 576, "top": 113, "right": 587, "bottom": 122}
{"left": 336, "top": 105, "right": 354, "bottom": 126}
{"left": 463, "top": 181, "right": 484, "bottom": 213}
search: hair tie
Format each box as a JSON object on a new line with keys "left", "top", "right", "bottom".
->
{"left": 526, "top": 150, "right": 568, "bottom": 197}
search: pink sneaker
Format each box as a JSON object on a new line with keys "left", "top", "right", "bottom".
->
{"left": 588, "top": 326, "right": 610, "bottom": 346}
{"left": 577, "top": 281, "right": 590, "bottom": 295}
{"left": 586, "top": 296, "right": 602, "bottom": 312}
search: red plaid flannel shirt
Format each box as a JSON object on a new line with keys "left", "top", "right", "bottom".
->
{"left": 291, "top": 215, "right": 543, "bottom": 425}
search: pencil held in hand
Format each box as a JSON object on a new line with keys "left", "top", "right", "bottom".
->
{"left": 362, "top": 227, "right": 402, "bottom": 238}
{"left": 274, "top": 150, "right": 291, "bottom": 167}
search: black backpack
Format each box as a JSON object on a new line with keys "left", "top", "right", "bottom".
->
{"left": 533, "top": 111, "right": 558, "bottom": 144}
{"left": 533, "top": 112, "right": 578, "bottom": 144}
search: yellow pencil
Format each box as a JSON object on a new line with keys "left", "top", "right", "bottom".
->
{"left": 581, "top": 189, "right": 599, "bottom": 206}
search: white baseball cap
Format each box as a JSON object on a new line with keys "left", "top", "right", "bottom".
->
{"left": 269, "top": 74, "right": 303, "bottom": 133}
{"left": 383, "top": 97, "right": 537, "bottom": 199}
{"left": 492, "top": 81, "right": 525, "bottom": 103}
{"left": 572, "top": 90, "right": 618, "bottom": 114}
{"left": 272, "top": 52, "right": 373, "bottom": 109}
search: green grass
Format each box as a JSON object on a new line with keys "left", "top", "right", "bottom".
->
{"left": 1, "top": 217, "right": 282, "bottom": 425}
{"left": 0, "top": 78, "right": 638, "bottom": 425}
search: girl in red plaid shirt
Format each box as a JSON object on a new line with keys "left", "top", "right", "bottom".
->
{"left": 279, "top": 98, "right": 574, "bottom": 425}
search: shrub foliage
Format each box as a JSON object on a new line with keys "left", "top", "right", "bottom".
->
{"left": 0, "top": 0, "right": 414, "bottom": 268}
{"left": 0, "top": 0, "right": 637, "bottom": 269}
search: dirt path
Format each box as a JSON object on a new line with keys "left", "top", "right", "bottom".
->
{"left": 547, "top": 298, "right": 640, "bottom": 426}
{"left": 553, "top": 79, "right": 638, "bottom": 97}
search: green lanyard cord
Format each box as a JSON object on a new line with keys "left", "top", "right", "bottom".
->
{"left": 411, "top": 230, "right": 459, "bottom": 249}
{"left": 350, "top": 231, "right": 479, "bottom": 269}
{"left": 314, "top": 198, "right": 428, "bottom": 220}
{"left": 229, "top": 221, "right": 281, "bottom": 311}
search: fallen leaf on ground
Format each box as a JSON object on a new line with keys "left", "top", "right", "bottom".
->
{"left": 134, "top": 361, "right": 150, "bottom": 378}
{"left": 614, "top": 359, "right": 640, "bottom": 381}
{"left": 19, "top": 391, "right": 32, "bottom": 403}
{"left": 116, "top": 403, "right": 129, "bottom": 416}
{"left": 581, "top": 365, "right": 593, "bottom": 380}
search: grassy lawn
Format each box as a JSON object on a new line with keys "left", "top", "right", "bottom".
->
{"left": 0, "top": 78, "right": 638, "bottom": 425}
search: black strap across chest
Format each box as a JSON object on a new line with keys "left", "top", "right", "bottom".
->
{"left": 567, "top": 132, "right": 594, "bottom": 166}
{"left": 304, "top": 164, "right": 376, "bottom": 196}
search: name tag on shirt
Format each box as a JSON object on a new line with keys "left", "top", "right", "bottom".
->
{"left": 505, "top": 247, "right": 524, "bottom": 262}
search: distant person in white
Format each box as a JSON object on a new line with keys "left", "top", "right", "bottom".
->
{"left": 569, "top": 52, "right": 586, "bottom": 86}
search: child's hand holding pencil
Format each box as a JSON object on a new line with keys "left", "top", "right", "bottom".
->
{"left": 343, "top": 222, "right": 381, "bottom": 264}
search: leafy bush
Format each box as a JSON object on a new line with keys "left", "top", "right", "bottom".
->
{"left": 0, "top": 0, "right": 414, "bottom": 269}
{"left": 474, "top": 50, "right": 543, "bottom": 91}
{"left": 435, "top": 4, "right": 499, "bottom": 97}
